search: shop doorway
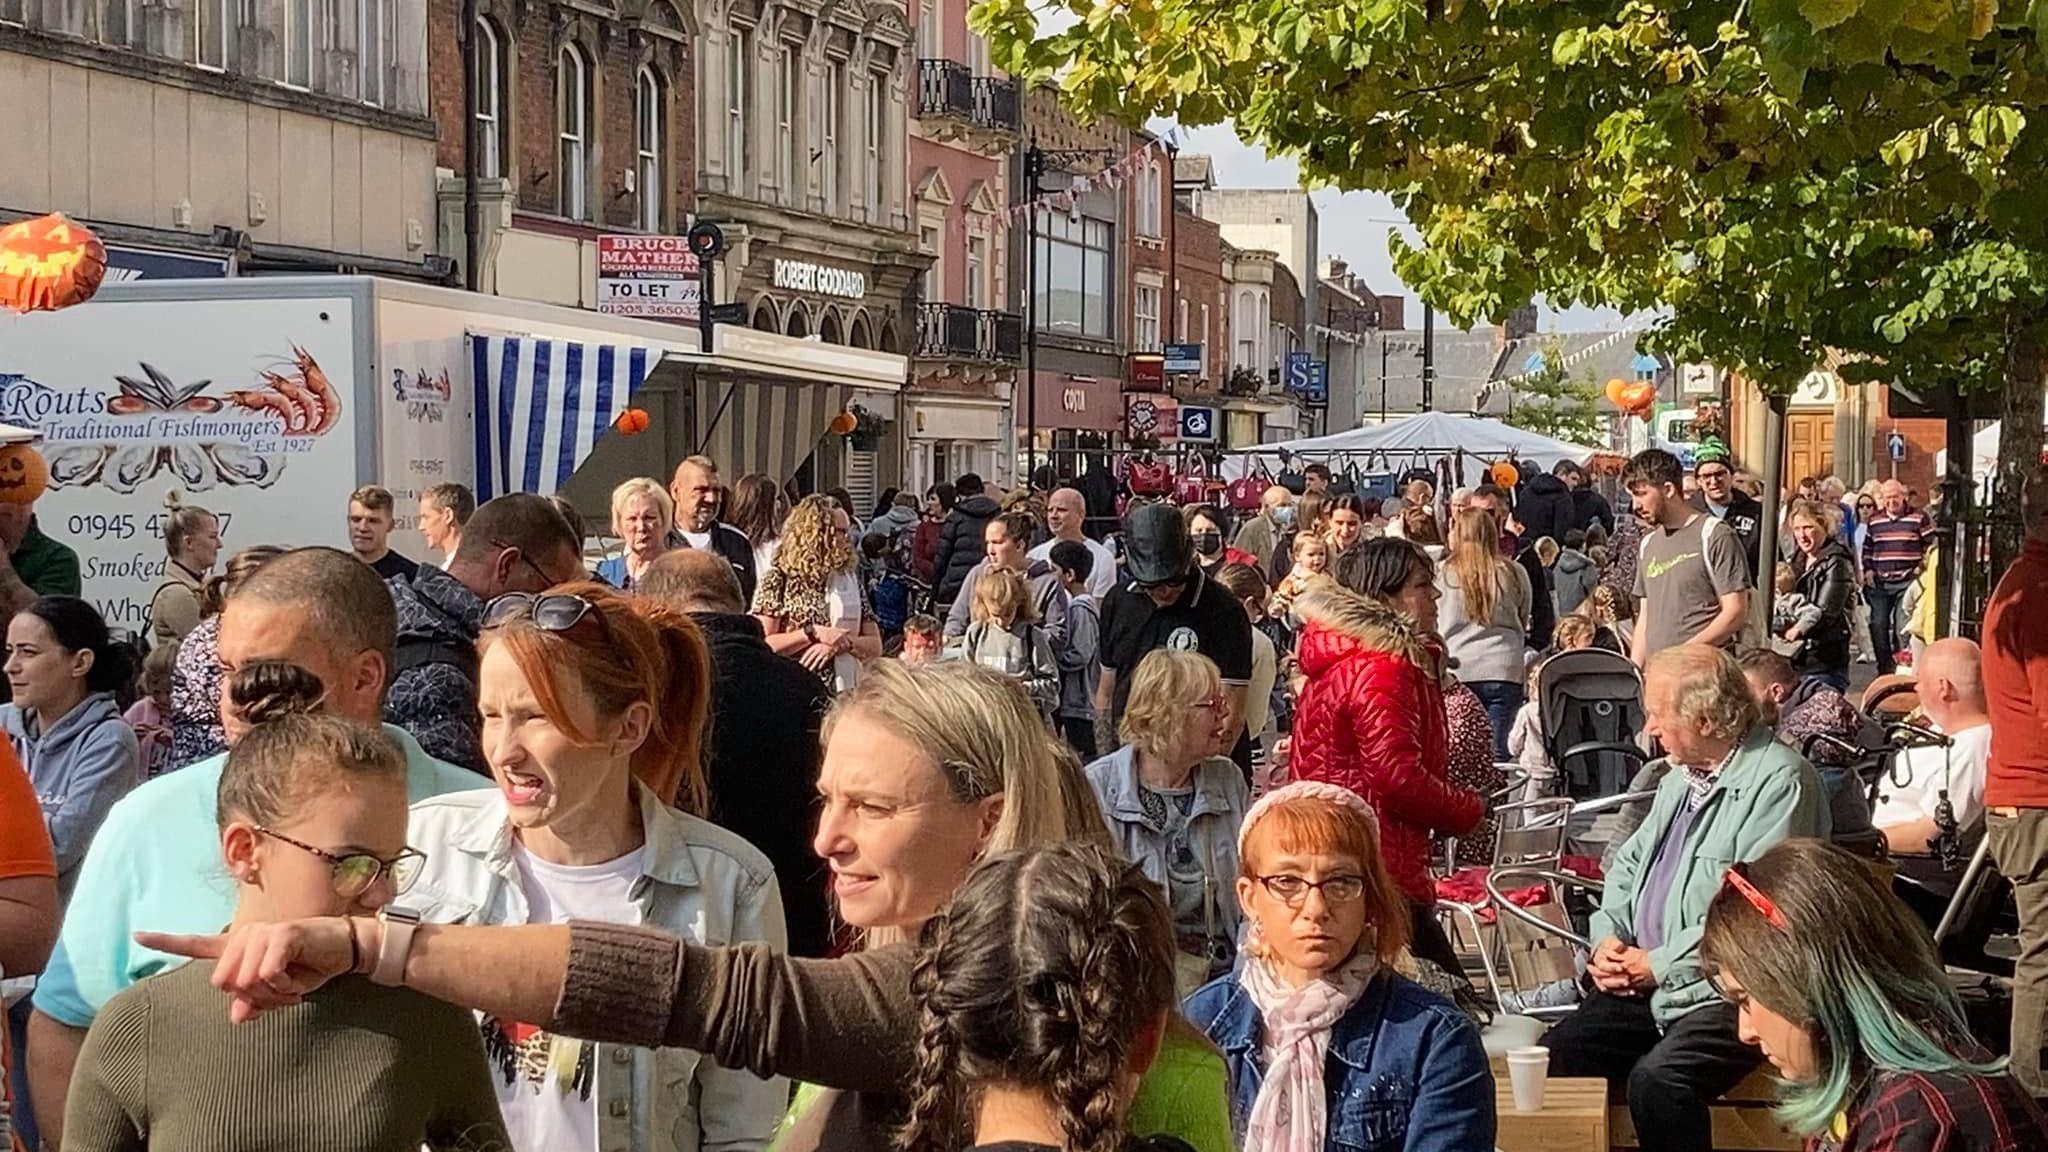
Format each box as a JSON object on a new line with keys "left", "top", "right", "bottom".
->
{"left": 1785, "top": 412, "right": 1835, "bottom": 484}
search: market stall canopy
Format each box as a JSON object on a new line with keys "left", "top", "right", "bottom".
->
{"left": 1225, "top": 411, "right": 1601, "bottom": 476}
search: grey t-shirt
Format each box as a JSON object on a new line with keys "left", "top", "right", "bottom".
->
{"left": 1634, "top": 513, "right": 1751, "bottom": 652}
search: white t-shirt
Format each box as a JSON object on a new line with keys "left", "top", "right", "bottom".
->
{"left": 825, "top": 568, "right": 865, "bottom": 691}
{"left": 485, "top": 843, "right": 647, "bottom": 1152}
{"left": 753, "top": 537, "right": 780, "bottom": 579}
{"left": 1872, "top": 722, "right": 1992, "bottom": 840}
{"left": 679, "top": 528, "right": 713, "bottom": 551}
{"left": 1029, "top": 535, "right": 1117, "bottom": 600}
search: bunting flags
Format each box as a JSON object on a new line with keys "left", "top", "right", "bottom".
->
{"left": 1002, "top": 127, "right": 1183, "bottom": 223}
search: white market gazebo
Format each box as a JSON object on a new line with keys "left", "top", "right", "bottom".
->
{"left": 1222, "top": 411, "right": 1602, "bottom": 478}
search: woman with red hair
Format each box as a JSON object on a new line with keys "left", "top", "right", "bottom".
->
{"left": 403, "top": 582, "right": 789, "bottom": 1152}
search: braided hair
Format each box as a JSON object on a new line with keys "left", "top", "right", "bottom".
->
{"left": 897, "top": 842, "right": 1176, "bottom": 1152}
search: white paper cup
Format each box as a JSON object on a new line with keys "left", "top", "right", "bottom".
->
{"left": 1506, "top": 1046, "right": 1550, "bottom": 1113}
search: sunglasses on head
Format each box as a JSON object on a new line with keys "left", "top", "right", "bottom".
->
{"left": 482, "top": 591, "right": 599, "bottom": 632}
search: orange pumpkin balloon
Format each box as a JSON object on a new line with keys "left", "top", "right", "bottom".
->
{"left": 1490, "top": 460, "right": 1520, "bottom": 489}
{"left": 0, "top": 444, "right": 50, "bottom": 504}
{"left": 827, "top": 410, "right": 858, "bottom": 436}
{"left": 1604, "top": 378, "right": 1631, "bottom": 407}
{"left": 612, "top": 407, "right": 650, "bottom": 435}
{"left": 0, "top": 213, "right": 107, "bottom": 314}
{"left": 1617, "top": 381, "right": 1658, "bottom": 414}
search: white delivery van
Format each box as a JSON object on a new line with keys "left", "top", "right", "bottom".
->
{"left": 0, "top": 276, "right": 904, "bottom": 630}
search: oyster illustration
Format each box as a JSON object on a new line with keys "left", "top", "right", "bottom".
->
{"left": 104, "top": 445, "right": 165, "bottom": 495}
{"left": 47, "top": 445, "right": 113, "bottom": 488}
{"left": 167, "top": 444, "right": 216, "bottom": 492}
{"left": 205, "top": 442, "right": 279, "bottom": 488}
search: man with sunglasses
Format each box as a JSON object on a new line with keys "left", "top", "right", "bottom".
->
{"left": 24, "top": 547, "right": 480, "bottom": 1148}
{"left": 1093, "top": 503, "right": 1254, "bottom": 772}
{"left": 1687, "top": 442, "right": 1764, "bottom": 582}
{"left": 383, "top": 494, "right": 587, "bottom": 774}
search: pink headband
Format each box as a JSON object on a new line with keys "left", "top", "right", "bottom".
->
{"left": 1238, "top": 781, "right": 1381, "bottom": 859}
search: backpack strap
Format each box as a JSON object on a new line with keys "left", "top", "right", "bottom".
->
{"left": 391, "top": 637, "right": 480, "bottom": 683}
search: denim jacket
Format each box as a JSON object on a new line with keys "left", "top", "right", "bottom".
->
{"left": 405, "top": 784, "right": 788, "bottom": 1152}
{"left": 1184, "top": 969, "right": 1496, "bottom": 1152}
{"left": 1084, "top": 745, "right": 1250, "bottom": 959}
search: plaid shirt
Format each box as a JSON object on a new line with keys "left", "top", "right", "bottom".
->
{"left": 1817, "top": 1068, "right": 2048, "bottom": 1151}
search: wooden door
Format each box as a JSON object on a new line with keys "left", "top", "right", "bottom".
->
{"left": 1785, "top": 413, "right": 1835, "bottom": 483}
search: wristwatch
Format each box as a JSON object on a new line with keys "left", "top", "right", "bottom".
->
{"left": 803, "top": 622, "right": 819, "bottom": 644}
{"left": 371, "top": 905, "right": 422, "bottom": 987}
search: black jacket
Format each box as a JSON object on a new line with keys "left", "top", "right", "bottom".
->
{"left": 383, "top": 566, "right": 485, "bottom": 774}
{"left": 1790, "top": 537, "right": 1857, "bottom": 678}
{"left": 1571, "top": 486, "right": 1616, "bottom": 534}
{"left": 932, "top": 494, "right": 1001, "bottom": 607}
{"left": 1515, "top": 473, "right": 1579, "bottom": 546}
{"left": 1508, "top": 533, "right": 1556, "bottom": 651}
{"left": 1691, "top": 489, "right": 1765, "bottom": 580}
{"left": 667, "top": 522, "right": 758, "bottom": 604}
{"left": 693, "top": 611, "right": 833, "bottom": 958}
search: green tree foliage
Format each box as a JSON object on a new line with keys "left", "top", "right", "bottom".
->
{"left": 978, "top": 0, "right": 2048, "bottom": 492}
{"left": 1505, "top": 339, "right": 1606, "bottom": 445}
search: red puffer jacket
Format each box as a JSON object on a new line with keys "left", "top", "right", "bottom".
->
{"left": 1290, "top": 585, "right": 1485, "bottom": 904}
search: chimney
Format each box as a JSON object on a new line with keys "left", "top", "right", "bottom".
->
{"left": 1327, "top": 258, "right": 1348, "bottom": 279}
{"left": 1505, "top": 302, "right": 1538, "bottom": 340}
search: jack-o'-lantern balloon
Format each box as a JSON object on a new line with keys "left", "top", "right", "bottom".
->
{"left": 1490, "top": 460, "right": 1520, "bottom": 489}
{"left": 613, "top": 408, "right": 650, "bottom": 435}
{"left": 827, "top": 409, "right": 859, "bottom": 436}
{"left": 0, "top": 214, "right": 108, "bottom": 315}
{"left": 0, "top": 444, "right": 50, "bottom": 504}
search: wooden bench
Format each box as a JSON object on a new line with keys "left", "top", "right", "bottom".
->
{"left": 1490, "top": 1060, "right": 1799, "bottom": 1152}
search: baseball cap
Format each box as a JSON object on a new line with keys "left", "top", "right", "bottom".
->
{"left": 1123, "top": 503, "right": 1193, "bottom": 585}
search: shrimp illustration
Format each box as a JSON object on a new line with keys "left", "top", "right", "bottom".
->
{"left": 262, "top": 368, "right": 317, "bottom": 434}
{"left": 293, "top": 345, "right": 340, "bottom": 435}
{"left": 227, "top": 387, "right": 306, "bottom": 433}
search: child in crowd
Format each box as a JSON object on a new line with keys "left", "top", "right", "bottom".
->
{"left": 861, "top": 531, "right": 917, "bottom": 645}
{"left": 63, "top": 666, "right": 507, "bottom": 1152}
{"left": 1047, "top": 540, "right": 1102, "bottom": 758}
{"left": 1269, "top": 530, "right": 1330, "bottom": 622}
{"left": 958, "top": 567, "right": 1058, "bottom": 717}
{"left": 897, "top": 613, "right": 942, "bottom": 664}
{"left": 123, "top": 643, "right": 177, "bottom": 779}
{"left": 1509, "top": 613, "right": 1600, "bottom": 798}
{"left": 1769, "top": 561, "right": 1823, "bottom": 659}
{"left": 1210, "top": 564, "right": 1287, "bottom": 788}
{"left": 1553, "top": 528, "right": 1598, "bottom": 617}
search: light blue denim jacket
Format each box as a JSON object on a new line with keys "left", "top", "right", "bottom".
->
{"left": 1084, "top": 745, "right": 1250, "bottom": 959}
{"left": 1185, "top": 968, "right": 1496, "bottom": 1152}
{"left": 404, "top": 784, "right": 788, "bottom": 1152}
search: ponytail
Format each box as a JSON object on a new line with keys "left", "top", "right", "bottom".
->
{"left": 637, "top": 599, "right": 711, "bottom": 816}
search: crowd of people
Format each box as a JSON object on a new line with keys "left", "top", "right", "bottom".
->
{"left": 0, "top": 439, "right": 2039, "bottom": 1152}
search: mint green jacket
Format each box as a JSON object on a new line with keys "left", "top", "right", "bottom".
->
{"left": 1590, "top": 725, "right": 1829, "bottom": 1026}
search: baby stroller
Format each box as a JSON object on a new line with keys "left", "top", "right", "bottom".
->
{"left": 1525, "top": 648, "right": 1647, "bottom": 804}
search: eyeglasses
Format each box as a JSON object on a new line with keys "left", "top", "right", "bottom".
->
{"left": 482, "top": 591, "right": 598, "bottom": 632}
{"left": 1256, "top": 873, "right": 1367, "bottom": 907}
{"left": 256, "top": 825, "right": 425, "bottom": 898}
{"left": 1722, "top": 862, "right": 1788, "bottom": 930}
{"left": 489, "top": 538, "right": 561, "bottom": 589}
{"left": 1856, "top": 502, "right": 1876, "bottom": 511}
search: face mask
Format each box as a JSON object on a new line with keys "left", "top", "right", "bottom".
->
{"left": 1192, "top": 532, "right": 1223, "bottom": 556}
{"left": 1272, "top": 505, "right": 1295, "bottom": 527}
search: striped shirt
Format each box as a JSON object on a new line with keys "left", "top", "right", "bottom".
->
{"left": 1861, "top": 509, "right": 1934, "bottom": 581}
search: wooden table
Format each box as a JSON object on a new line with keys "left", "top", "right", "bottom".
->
{"left": 1496, "top": 1076, "right": 1609, "bottom": 1152}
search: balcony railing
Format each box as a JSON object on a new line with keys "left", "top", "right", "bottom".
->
{"left": 917, "top": 303, "right": 1024, "bottom": 363}
{"left": 916, "top": 60, "right": 1021, "bottom": 133}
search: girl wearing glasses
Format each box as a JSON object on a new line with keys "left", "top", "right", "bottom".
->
{"left": 1084, "top": 648, "right": 1250, "bottom": 996}
{"left": 1186, "top": 782, "right": 1494, "bottom": 1152}
{"left": 404, "top": 583, "right": 788, "bottom": 1152}
{"left": 1703, "top": 839, "right": 2048, "bottom": 1150}
{"left": 62, "top": 666, "right": 507, "bottom": 1152}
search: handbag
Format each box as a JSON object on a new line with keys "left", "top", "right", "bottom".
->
{"left": 1128, "top": 455, "right": 1174, "bottom": 496}
{"left": 1224, "top": 459, "right": 1268, "bottom": 511}
{"left": 1175, "top": 456, "right": 1213, "bottom": 507}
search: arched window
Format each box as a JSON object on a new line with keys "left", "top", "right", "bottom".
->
{"left": 557, "top": 45, "right": 593, "bottom": 220}
{"left": 1235, "top": 290, "right": 1257, "bottom": 368}
{"left": 636, "top": 67, "right": 664, "bottom": 231}
{"left": 753, "top": 300, "right": 780, "bottom": 331}
{"left": 786, "top": 304, "right": 810, "bottom": 338}
{"left": 1137, "top": 159, "right": 1161, "bottom": 238}
{"left": 818, "top": 310, "right": 843, "bottom": 345}
{"left": 473, "top": 18, "right": 508, "bottom": 179}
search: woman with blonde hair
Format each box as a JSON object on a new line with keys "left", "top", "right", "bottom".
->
{"left": 1438, "top": 507, "right": 1533, "bottom": 757}
{"left": 147, "top": 660, "right": 1235, "bottom": 1152}
{"left": 1084, "top": 649, "right": 1250, "bottom": 994}
{"left": 594, "top": 477, "right": 672, "bottom": 592}
{"left": 753, "top": 493, "right": 881, "bottom": 692}
{"left": 147, "top": 492, "right": 222, "bottom": 649}
{"left": 168, "top": 545, "right": 285, "bottom": 769}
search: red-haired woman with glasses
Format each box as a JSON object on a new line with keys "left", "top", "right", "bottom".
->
{"left": 61, "top": 665, "right": 508, "bottom": 1152}
{"left": 1705, "top": 839, "right": 2048, "bottom": 1151}
{"left": 401, "top": 583, "right": 789, "bottom": 1152}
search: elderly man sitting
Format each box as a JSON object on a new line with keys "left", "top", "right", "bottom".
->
{"left": 1545, "top": 645, "right": 1830, "bottom": 1152}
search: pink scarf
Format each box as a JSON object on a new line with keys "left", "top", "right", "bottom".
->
{"left": 1240, "top": 952, "right": 1379, "bottom": 1152}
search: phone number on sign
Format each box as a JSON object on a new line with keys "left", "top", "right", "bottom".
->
{"left": 67, "top": 511, "right": 236, "bottom": 543}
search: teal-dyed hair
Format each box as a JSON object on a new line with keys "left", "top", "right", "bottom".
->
{"left": 1700, "top": 838, "right": 2004, "bottom": 1136}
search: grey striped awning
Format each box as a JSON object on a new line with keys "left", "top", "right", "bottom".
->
{"left": 689, "top": 374, "right": 843, "bottom": 486}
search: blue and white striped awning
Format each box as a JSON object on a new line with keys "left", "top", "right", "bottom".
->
{"left": 470, "top": 333, "right": 657, "bottom": 500}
